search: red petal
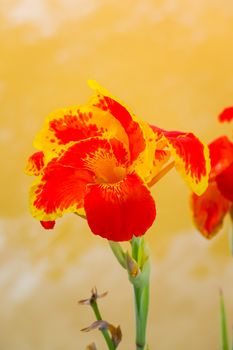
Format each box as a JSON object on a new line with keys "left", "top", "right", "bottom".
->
{"left": 58, "top": 137, "right": 128, "bottom": 170}
{"left": 25, "top": 151, "right": 45, "bottom": 175}
{"left": 40, "top": 221, "right": 56, "bottom": 229}
{"left": 218, "top": 107, "right": 233, "bottom": 123}
{"left": 89, "top": 83, "right": 146, "bottom": 163}
{"left": 191, "top": 182, "right": 231, "bottom": 238}
{"left": 216, "top": 162, "right": 233, "bottom": 201}
{"left": 84, "top": 173, "right": 156, "bottom": 241}
{"left": 209, "top": 136, "right": 233, "bottom": 179}
{"left": 30, "top": 137, "right": 128, "bottom": 220}
{"left": 49, "top": 110, "right": 103, "bottom": 144}
{"left": 32, "top": 166, "right": 93, "bottom": 218}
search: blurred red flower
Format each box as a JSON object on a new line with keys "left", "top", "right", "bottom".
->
{"left": 191, "top": 108, "right": 233, "bottom": 238}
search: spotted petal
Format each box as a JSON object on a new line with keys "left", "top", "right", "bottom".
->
{"left": 25, "top": 151, "right": 45, "bottom": 175}
{"left": 30, "top": 137, "right": 128, "bottom": 221}
{"left": 89, "top": 80, "right": 157, "bottom": 182}
{"left": 150, "top": 126, "right": 210, "bottom": 195}
{"left": 33, "top": 105, "right": 130, "bottom": 163}
{"left": 84, "top": 173, "right": 156, "bottom": 241}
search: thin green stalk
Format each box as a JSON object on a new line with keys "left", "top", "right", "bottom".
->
{"left": 131, "top": 237, "right": 150, "bottom": 350}
{"left": 91, "top": 299, "right": 116, "bottom": 350}
{"left": 220, "top": 290, "right": 229, "bottom": 350}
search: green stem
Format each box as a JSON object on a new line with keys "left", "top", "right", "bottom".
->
{"left": 131, "top": 237, "right": 150, "bottom": 350}
{"left": 91, "top": 299, "right": 116, "bottom": 350}
{"left": 109, "top": 237, "right": 150, "bottom": 350}
{"left": 220, "top": 290, "right": 229, "bottom": 350}
{"left": 134, "top": 282, "right": 150, "bottom": 350}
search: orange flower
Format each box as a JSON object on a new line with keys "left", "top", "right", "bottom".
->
{"left": 26, "top": 81, "right": 209, "bottom": 241}
{"left": 191, "top": 109, "right": 233, "bottom": 238}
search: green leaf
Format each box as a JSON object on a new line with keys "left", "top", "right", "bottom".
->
{"left": 108, "top": 241, "right": 126, "bottom": 269}
{"left": 131, "top": 236, "right": 140, "bottom": 261}
{"left": 220, "top": 290, "right": 229, "bottom": 350}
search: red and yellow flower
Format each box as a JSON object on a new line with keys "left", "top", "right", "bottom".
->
{"left": 26, "top": 81, "right": 210, "bottom": 241}
{"left": 191, "top": 108, "right": 233, "bottom": 238}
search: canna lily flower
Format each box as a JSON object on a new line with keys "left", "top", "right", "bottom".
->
{"left": 191, "top": 108, "right": 233, "bottom": 238}
{"left": 26, "top": 81, "right": 210, "bottom": 241}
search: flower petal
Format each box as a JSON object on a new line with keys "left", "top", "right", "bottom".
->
{"left": 150, "top": 126, "right": 210, "bottom": 195}
{"left": 84, "top": 173, "right": 156, "bottom": 241}
{"left": 30, "top": 137, "right": 128, "bottom": 221}
{"left": 216, "top": 162, "right": 233, "bottom": 202}
{"left": 191, "top": 182, "right": 231, "bottom": 238}
{"left": 40, "top": 221, "right": 56, "bottom": 229}
{"left": 34, "top": 105, "right": 130, "bottom": 162}
{"left": 88, "top": 81, "right": 146, "bottom": 162}
{"left": 30, "top": 166, "right": 94, "bottom": 221}
{"left": 218, "top": 107, "right": 233, "bottom": 123}
{"left": 25, "top": 151, "right": 45, "bottom": 175}
{"left": 89, "top": 80, "right": 158, "bottom": 182}
{"left": 209, "top": 136, "right": 233, "bottom": 179}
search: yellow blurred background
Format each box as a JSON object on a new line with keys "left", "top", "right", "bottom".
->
{"left": 0, "top": 0, "right": 233, "bottom": 349}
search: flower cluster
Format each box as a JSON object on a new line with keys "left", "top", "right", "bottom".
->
{"left": 26, "top": 81, "right": 209, "bottom": 241}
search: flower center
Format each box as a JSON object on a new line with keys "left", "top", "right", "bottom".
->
{"left": 95, "top": 158, "right": 127, "bottom": 184}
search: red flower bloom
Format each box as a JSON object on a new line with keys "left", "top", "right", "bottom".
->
{"left": 191, "top": 109, "right": 233, "bottom": 238}
{"left": 26, "top": 81, "right": 209, "bottom": 241}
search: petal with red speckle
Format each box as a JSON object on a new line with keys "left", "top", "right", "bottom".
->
{"left": 30, "top": 137, "right": 128, "bottom": 221}
{"left": 150, "top": 126, "right": 210, "bottom": 195}
{"left": 89, "top": 81, "right": 146, "bottom": 163}
{"left": 25, "top": 151, "right": 45, "bottom": 175}
{"left": 34, "top": 105, "right": 130, "bottom": 162}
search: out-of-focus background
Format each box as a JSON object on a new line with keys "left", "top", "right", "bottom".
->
{"left": 0, "top": 1, "right": 233, "bottom": 349}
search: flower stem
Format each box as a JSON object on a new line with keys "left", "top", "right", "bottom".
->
{"left": 148, "top": 160, "right": 175, "bottom": 187}
{"left": 131, "top": 237, "right": 150, "bottom": 350}
{"left": 90, "top": 299, "right": 116, "bottom": 350}
{"left": 109, "top": 238, "right": 150, "bottom": 350}
{"left": 219, "top": 290, "right": 229, "bottom": 350}
{"left": 134, "top": 282, "right": 150, "bottom": 350}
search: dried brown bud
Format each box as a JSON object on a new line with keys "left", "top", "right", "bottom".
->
{"left": 79, "top": 287, "right": 108, "bottom": 305}
{"left": 81, "top": 320, "right": 109, "bottom": 332}
{"left": 126, "top": 252, "right": 140, "bottom": 277}
{"left": 81, "top": 321, "right": 122, "bottom": 348}
{"left": 108, "top": 324, "right": 122, "bottom": 347}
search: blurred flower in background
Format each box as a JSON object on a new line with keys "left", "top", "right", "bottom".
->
{"left": 191, "top": 108, "right": 233, "bottom": 238}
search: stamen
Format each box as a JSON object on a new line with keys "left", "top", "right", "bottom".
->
{"left": 148, "top": 161, "right": 175, "bottom": 187}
